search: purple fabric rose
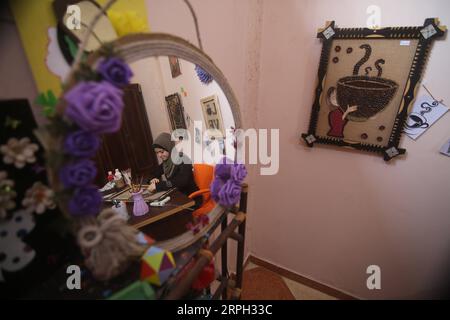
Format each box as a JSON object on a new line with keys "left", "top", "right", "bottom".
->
{"left": 210, "top": 157, "right": 247, "bottom": 207}
{"left": 231, "top": 164, "right": 247, "bottom": 183}
{"left": 64, "top": 130, "right": 100, "bottom": 157}
{"left": 214, "top": 162, "right": 232, "bottom": 181}
{"left": 217, "top": 180, "right": 241, "bottom": 207}
{"left": 210, "top": 178, "right": 224, "bottom": 203}
{"left": 68, "top": 186, "right": 102, "bottom": 217}
{"left": 64, "top": 81, "right": 124, "bottom": 133}
{"left": 59, "top": 159, "right": 97, "bottom": 188}
{"left": 97, "top": 57, "right": 133, "bottom": 87}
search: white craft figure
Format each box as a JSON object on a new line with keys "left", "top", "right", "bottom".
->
{"left": 122, "top": 170, "right": 132, "bottom": 186}
{"left": 111, "top": 200, "right": 129, "bottom": 221}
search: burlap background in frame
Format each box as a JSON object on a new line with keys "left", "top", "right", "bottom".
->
{"left": 316, "top": 39, "right": 419, "bottom": 147}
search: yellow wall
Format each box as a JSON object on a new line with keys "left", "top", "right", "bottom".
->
{"left": 9, "top": 0, "right": 150, "bottom": 96}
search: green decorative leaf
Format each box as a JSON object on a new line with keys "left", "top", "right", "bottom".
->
{"left": 47, "top": 90, "right": 57, "bottom": 106}
{"left": 35, "top": 90, "right": 59, "bottom": 118}
{"left": 64, "top": 35, "right": 88, "bottom": 64}
{"left": 64, "top": 35, "right": 79, "bottom": 59}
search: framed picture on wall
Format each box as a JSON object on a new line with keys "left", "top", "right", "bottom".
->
{"left": 201, "top": 95, "right": 225, "bottom": 138}
{"left": 168, "top": 56, "right": 181, "bottom": 78}
{"left": 165, "top": 93, "right": 187, "bottom": 130}
{"left": 301, "top": 19, "right": 446, "bottom": 161}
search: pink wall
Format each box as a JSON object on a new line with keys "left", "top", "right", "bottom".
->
{"left": 148, "top": 0, "right": 450, "bottom": 299}
{"left": 254, "top": 0, "right": 450, "bottom": 299}
{"left": 0, "top": 6, "right": 41, "bottom": 123}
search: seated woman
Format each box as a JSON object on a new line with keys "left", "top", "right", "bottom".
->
{"left": 147, "top": 132, "right": 202, "bottom": 208}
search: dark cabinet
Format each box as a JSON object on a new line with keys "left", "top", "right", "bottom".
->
{"left": 94, "top": 83, "right": 158, "bottom": 186}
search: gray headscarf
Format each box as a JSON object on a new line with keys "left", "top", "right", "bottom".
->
{"left": 152, "top": 132, "right": 176, "bottom": 179}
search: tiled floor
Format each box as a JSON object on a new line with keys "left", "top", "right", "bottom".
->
{"left": 241, "top": 262, "right": 337, "bottom": 300}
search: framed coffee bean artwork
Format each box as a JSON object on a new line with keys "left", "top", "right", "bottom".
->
{"left": 301, "top": 19, "right": 446, "bottom": 161}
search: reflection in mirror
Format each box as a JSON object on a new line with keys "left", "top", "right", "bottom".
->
{"left": 131, "top": 56, "right": 235, "bottom": 154}
{"left": 94, "top": 56, "right": 236, "bottom": 185}
{"left": 94, "top": 56, "right": 237, "bottom": 241}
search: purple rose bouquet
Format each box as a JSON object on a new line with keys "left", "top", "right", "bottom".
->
{"left": 210, "top": 178, "right": 224, "bottom": 203}
{"left": 97, "top": 57, "right": 133, "bottom": 87}
{"left": 44, "top": 52, "right": 142, "bottom": 280}
{"left": 218, "top": 180, "right": 242, "bottom": 206}
{"left": 64, "top": 81, "right": 124, "bottom": 133}
{"left": 214, "top": 162, "right": 232, "bottom": 180}
{"left": 231, "top": 163, "right": 247, "bottom": 184}
{"left": 211, "top": 157, "right": 247, "bottom": 207}
{"left": 64, "top": 130, "right": 100, "bottom": 157}
{"left": 59, "top": 159, "right": 97, "bottom": 188}
{"left": 68, "top": 186, "right": 102, "bottom": 217}
{"left": 56, "top": 57, "right": 131, "bottom": 218}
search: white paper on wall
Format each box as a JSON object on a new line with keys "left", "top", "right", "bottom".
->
{"left": 439, "top": 139, "right": 450, "bottom": 157}
{"left": 404, "top": 95, "right": 449, "bottom": 140}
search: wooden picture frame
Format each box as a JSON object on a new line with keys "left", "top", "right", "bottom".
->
{"left": 301, "top": 18, "right": 446, "bottom": 161}
{"left": 168, "top": 55, "right": 181, "bottom": 78}
{"left": 201, "top": 94, "right": 225, "bottom": 138}
{"left": 165, "top": 93, "right": 187, "bottom": 130}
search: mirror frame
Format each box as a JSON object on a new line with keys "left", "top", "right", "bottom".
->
{"left": 84, "top": 33, "right": 243, "bottom": 129}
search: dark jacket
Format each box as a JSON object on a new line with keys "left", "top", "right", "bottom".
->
{"left": 149, "top": 161, "right": 199, "bottom": 197}
{"left": 150, "top": 133, "right": 202, "bottom": 208}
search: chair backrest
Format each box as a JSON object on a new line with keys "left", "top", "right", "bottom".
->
{"left": 192, "top": 164, "right": 214, "bottom": 190}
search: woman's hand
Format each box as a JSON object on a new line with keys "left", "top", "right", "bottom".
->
{"left": 150, "top": 178, "right": 159, "bottom": 184}
{"left": 148, "top": 182, "right": 156, "bottom": 192}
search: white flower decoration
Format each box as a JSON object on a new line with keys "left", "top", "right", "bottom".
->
{"left": 1, "top": 137, "right": 39, "bottom": 169}
{"left": 0, "top": 171, "right": 17, "bottom": 220}
{"left": 22, "top": 182, "right": 56, "bottom": 214}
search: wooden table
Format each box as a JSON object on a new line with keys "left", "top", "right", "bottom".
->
{"left": 102, "top": 186, "right": 195, "bottom": 229}
{"left": 127, "top": 191, "right": 195, "bottom": 229}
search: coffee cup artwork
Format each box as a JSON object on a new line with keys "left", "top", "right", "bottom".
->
{"left": 301, "top": 19, "right": 446, "bottom": 161}
{"left": 326, "top": 44, "right": 398, "bottom": 138}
